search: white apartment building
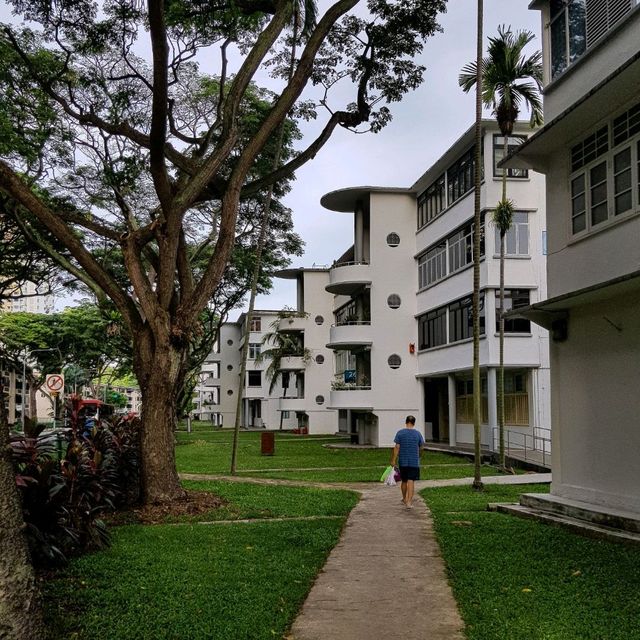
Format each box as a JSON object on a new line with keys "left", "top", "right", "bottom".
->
{"left": 193, "top": 322, "right": 242, "bottom": 426}
{"left": 193, "top": 301, "right": 336, "bottom": 432}
{"left": 506, "top": 0, "right": 640, "bottom": 517}
{"left": 1, "top": 281, "right": 54, "bottom": 314}
{"left": 320, "top": 188, "right": 423, "bottom": 446}
{"left": 196, "top": 122, "right": 549, "bottom": 449}
{"left": 413, "top": 121, "right": 550, "bottom": 450}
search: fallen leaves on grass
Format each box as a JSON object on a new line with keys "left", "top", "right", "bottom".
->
{"left": 105, "top": 491, "right": 228, "bottom": 525}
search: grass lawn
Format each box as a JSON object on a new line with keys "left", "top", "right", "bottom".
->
{"left": 44, "top": 482, "right": 358, "bottom": 640}
{"left": 421, "top": 484, "right": 640, "bottom": 640}
{"left": 175, "top": 426, "right": 507, "bottom": 482}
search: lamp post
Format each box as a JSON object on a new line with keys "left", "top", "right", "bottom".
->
{"left": 21, "top": 347, "right": 62, "bottom": 430}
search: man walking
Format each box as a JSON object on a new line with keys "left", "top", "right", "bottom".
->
{"left": 390, "top": 415, "right": 425, "bottom": 507}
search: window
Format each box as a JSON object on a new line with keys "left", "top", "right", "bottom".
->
{"left": 496, "top": 289, "right": 531, "bottom": 333}
{"left": 585, "top": 0, "right": 637, "bottom": 48}
{"left": 418, "top": 307, "right": 447, "bottom": 350}
{"left": 419, "top": 242, "right": 446, "bottom": 288}
{"left": 493, "top": 135, "right": 528, "bottom": 178}
{"left": 449, "top": 295, "right": 485, "bottom": 343}
{"left": 550, "top": 0, "right": 586, "bottom": 80}
{"left": 494, "top": 212, "right": 529, "bottom": 255}
{"left": 570, "top": 112, "right": 640, "bottom": 235}
{"left": 388, "top": 354, "right": 401, "bottom": 369}
{"left": 449, "top": 220, "right": 486, "bottom": 273}
{"left": 315, "top": 395, "right": 325, "bottom": 405}
{"left": 387, "top": 294, "right": 401, "bottom": 309}
{"left": 315, "top": 354, "right": 325, "bottom": 364}
{"left": 504, "top": 370, "right": 529, "bottom": 426}
{"left": 386, "top": 233, "right": 400, "bottom": 247}
{"left": 248, "top": 343, "right": 261, "bottom": 359}
{"left": 248, "top": 371, "right": 262, "bottom": 387}
{"left": 456, "top": 378, "right": 488, "bottom": 423}
{"left": 282, "top": 410, "right": 290, "bottom": 419}
{"left": 227, "top": 364, "right": 233, "bottom": 371}
{"left": 417, "top": 174, "right": 446, "bottom": 228}
{"left": 315, "top": 315, "right": 324, "bottom": 325}
{"left": 249, "top": 316, "right": 261, "bottom": 332}
{"left": 226, "top": 339, "right": 234, "bottom": 346}
{"left": 447, "top": 146, "right": 476, "bottom": 205}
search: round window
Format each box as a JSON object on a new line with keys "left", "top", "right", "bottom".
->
{"left": 387, "top": 294, "right": 401, "bottom": 309}
{"left": 227, "top": 364, "right": 233, "bottom": 371}
{"left": 386, "top": 232, "right": 400, "bottom": 247}
{"left": 315, "top": 395, "right": 325, "bottom": 405}
{"left": 227, "top": 339, "right": 234, "bottom": 346}
{"left": 315, "top": 354, "right": 325, "bottom": 364}
{"left": 227, "top": 389, "right": 234, "bottom": 395}
{"left": 315, "top": 315, "right": 324, "bottom": 325}
{"left": 388, "top": 354, "right": 401, "bottom": 369}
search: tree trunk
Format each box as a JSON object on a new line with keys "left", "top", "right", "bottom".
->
{"left": 498, "top": 134, "right": 508, "bottom": 468}
{"left": 137, "top": 348, "right": 187, "bottom": 504}
{"left": 471, "top": 0, "right": 484, "bottom": 491}
{"left": 0, "top": 385, "right": 45, "bottom": 640}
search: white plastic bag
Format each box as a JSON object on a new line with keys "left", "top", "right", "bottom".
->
{"left": 384, "top": 470, "right": 397, "bottom": 486}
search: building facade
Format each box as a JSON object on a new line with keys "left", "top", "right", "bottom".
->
{"left": 508, "top": 0, "right": 640, "bottom": 516}
{"left": 412, "top": 121, "right": 550, "bottom": 450}
{"left": 196, "top": 121, "right": 549, "bottom": 449}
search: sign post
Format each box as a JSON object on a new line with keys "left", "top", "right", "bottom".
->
{"left": 45, "top": 375, "right": 64, "bottom": 426}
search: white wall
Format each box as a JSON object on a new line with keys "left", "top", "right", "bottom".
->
{"left": 551, "top": 293, "right": 640, "bottom": 514}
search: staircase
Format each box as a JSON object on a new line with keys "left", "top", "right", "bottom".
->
{"left": 492, "top": 493, "right": 640, "bottom": 546}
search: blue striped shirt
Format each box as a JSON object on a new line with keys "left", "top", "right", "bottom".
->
{"left": 394, "top": 428, "right": 425, "bottom": 467}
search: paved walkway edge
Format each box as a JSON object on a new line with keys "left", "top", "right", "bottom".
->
{"left": 288, "top": 486, "right": 466, "bottom": 640}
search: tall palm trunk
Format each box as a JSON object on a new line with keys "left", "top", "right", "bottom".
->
{"left": 231, "top": 17, "right": 300, "bottom": 474}
{"left": 498, "top": 135, "right": 508, "bottom": 467}
{"left": 472, "top": 0, "right": 484, "bottom": 490}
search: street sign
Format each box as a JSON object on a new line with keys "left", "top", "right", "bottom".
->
{"left": 45, "top": 374, "right": 65, "bottom": 393}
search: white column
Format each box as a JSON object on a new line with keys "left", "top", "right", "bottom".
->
{"left": 487, "top": 367, "right": 498, "bottom": 452}
{"left": 447, "top": 374, "right": 457, "bottom": 447}
{"left": 354, "top": 204, "right": 364, "bottom": 263}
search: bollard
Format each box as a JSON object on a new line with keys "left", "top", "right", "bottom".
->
{"left": 261, "top": 431, "right": 275, "bottom": 456}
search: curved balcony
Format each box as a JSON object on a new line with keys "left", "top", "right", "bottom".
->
{"left": 278, "top": 315, "right": 307, "bottom": 332}
{"left": 328, "top": 388, "right": 374, "bottom": 410}
{"left": 327, "top": 323, "right": 372, "bottom": 350}
{"left": 326, "top": 261, "right": 371, "bottom": 295}
{"left": 279, "top": 397, "right": 306, "bottom": 412}
{"left": 279, "top": 356, "right": 307, "bottom": 371}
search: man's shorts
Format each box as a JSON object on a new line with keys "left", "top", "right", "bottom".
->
{"left": 399, "top": 466, "right": 420, "bottom": 482}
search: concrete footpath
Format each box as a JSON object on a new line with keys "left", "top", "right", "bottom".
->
{"left": 288, "top": 485, "right": 465, "bottom": 640}
{"left": 289, "top": 473, "right": 552, "bottom": 640}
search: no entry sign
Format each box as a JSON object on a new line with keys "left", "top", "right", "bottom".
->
{"left": 45, "top": 374, "right": 65, "bottom": 393}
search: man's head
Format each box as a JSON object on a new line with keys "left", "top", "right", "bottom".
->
{"left": 405, "top": 415, "right": 416, "bottom": 427}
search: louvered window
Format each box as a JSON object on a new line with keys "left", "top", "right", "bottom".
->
{"left": 586, "top": 0, "right": 634, "bottom": 47}
{"left": 571, "top": 126, "right": 609, "bottom": 172}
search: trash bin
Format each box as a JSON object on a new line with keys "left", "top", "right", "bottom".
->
{"left": 261, "top": 431, "right": 275, "bottom": 456}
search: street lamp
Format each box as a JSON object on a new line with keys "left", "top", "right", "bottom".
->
{"left": 21, "top": 347, "right": 62, "bottom": 430}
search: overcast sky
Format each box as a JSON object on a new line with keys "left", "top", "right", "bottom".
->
{"left": 0, "top": 0, "right": 542, "bottom": 316}
{"left": 253, "top": 0, "right": 542, "bottom": 315}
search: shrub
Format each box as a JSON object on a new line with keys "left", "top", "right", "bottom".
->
{"left": 10, "top": 405, "right": 141, "bottom": 566}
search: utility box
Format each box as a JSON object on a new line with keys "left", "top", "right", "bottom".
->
{"left": 261, "top": 431, "right": 275, "bottom": 456}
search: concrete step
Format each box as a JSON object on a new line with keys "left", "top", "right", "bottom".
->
{"left": 494, "top": 503, "right": 640, "bottom": 546}
{"left": 519, "top": 493, "right": 640, "bottom": 534}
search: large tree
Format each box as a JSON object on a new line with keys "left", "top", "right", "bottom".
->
{"left": 0, "top": 0, "right": 447, "bottom": 503}
{"left": 459, "top": 25, "right": 542, "bottom": 467}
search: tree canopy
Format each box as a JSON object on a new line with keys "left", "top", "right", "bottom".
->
{"left": 0, "top": 0, "right": 448, "bottom": 502}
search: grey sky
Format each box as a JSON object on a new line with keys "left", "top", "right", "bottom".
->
{"left": 254, "top": 0, "right": 541, "bottom": 315}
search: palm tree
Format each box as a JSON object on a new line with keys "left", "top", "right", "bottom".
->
{"left": 459, "top": 25, "right": 542, "bottom": 469}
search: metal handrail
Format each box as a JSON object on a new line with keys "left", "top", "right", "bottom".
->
{"left": 333, "top": 320, "right": 371, "bottom": 327}
{"left": 492, "top": 427, "right": 552, "bottom": 467}
{"left": 331, "top": 260, "right": 370, "bottom": 268}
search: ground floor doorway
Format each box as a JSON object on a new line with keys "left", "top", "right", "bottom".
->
{"left": 423, "top": 378, "right": 449, "bottom": 443}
